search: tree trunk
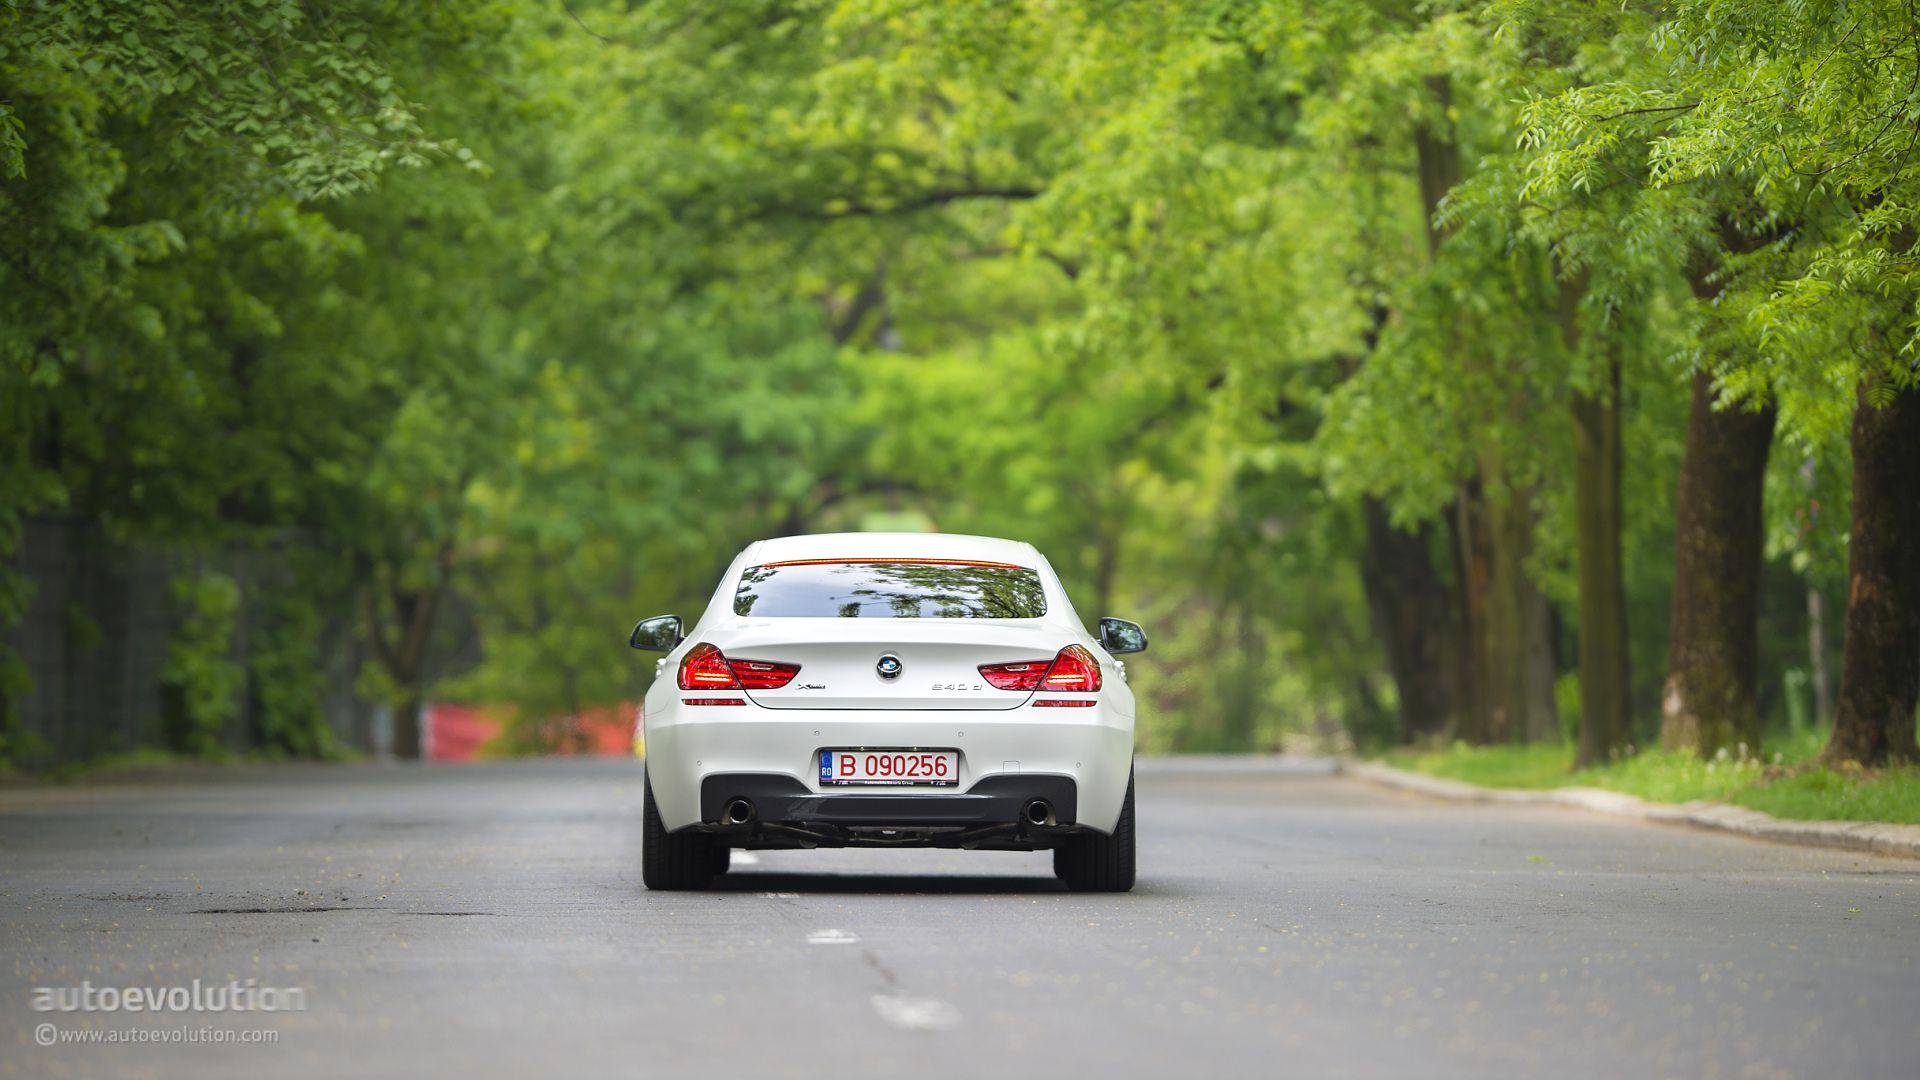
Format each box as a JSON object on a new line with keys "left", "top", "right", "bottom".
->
{"left": 1451, "top": 479, "right": 1544, "bottom": 745}
{"left": 1413, "top": 75, "right": 1461, "bottom": 259}
{"left": 1800, "top": 458, "right": 1834, "bottom": 725}
{"left": 1562, "top": 275, "right": 1629, "bottom": 767}
{"left": 1414, "top": 74, "right": 1532, "bottom": 744}
{"left": 363, "top": 575, "right": 444, "bottom": 762}
{"left": 1825, "top": 382, "right": 1920, "bottom": 765}
{"left": 1483, "top": 461, "right": 1558, "bottom": 743}
{"left": 1360, "top": 498, "right": 1461, "bottom": 742}
{"left": 1808, "top": 584, "right": 1832, "bottom": 724}
{"left": 1520, "top": 581, "right": 1560, "bottom": 743}
{"left": 1660, "top": 370, "right": 1776, "bottom": 755}
{"left": 1223, "top": 602, "right": 1263, "bottom": 751}
{"left": 1449, "top": 489, "right": 1492, "bottom": 743}
{"left": 393, "top": 694, "right": 423, "bottom": 762}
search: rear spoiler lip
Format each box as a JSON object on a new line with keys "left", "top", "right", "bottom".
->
{"left": 752, "top": 557, "right": 1031, "bottom": 570}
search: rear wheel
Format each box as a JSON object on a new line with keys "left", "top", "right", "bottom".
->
{"left": 643, "top": 777, "right": 716, "bottom": 890}
{"left": 1053, "top": 767, "right": 1135, "bottom": 892}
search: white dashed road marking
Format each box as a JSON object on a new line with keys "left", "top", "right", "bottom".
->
{"left": 807, "top": 929, "right": 859, "bottom": 945}
{"left": 870, "top": 994, "right": 962, "bottom": 1031}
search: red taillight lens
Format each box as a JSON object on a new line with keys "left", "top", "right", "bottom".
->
{"left": 979, "top": 659, "right": 1051, "bottom": 691}
{"left": 677, "top": 643, "right": 800, "bottom": 691}
{"left": 729, "top": 658, "right": 801, "bottom": 689}
{"left": 678, "top": 643, "right": 740, "bottom": 690}
{"left": 1042, "top": 644, "right": 1101, "bottom": 692}
{"left": 979, "top": 645, "right": 1102, "bottom": 694}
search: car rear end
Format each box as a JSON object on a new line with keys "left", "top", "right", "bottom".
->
{"left": 639, "top": 543, "right": 1136, "bottom": 861}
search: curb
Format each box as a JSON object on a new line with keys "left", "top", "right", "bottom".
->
{"left": 1342, "top": 760, "right": 1920, "bottom": 861}
{"left": 1138, "top": 754, "right": 1339, "bottom": 776}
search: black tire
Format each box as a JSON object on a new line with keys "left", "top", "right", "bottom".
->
{"left": 1053, "top": 767, "right": 1135, "bottom": 892}
{"left": 643, "top": 777, "right": 715, "bottom": 890}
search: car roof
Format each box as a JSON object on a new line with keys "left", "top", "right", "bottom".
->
{"left": 742, "top": 532, "right": 1041, "bottom": 567}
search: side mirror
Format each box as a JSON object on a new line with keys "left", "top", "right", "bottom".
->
{"left": 1098, "top": 617, "right": 1148, "bottom": 655}
{"left": 628, "top": 615, "right": 683, "bottom": 652}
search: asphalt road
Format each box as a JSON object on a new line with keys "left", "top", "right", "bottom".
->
{"left": 2, "top": 757, "right": 1916, "bottom": 1079}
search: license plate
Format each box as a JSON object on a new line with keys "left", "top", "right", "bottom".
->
{"left": 819, "top": 749, "right": 959, "bottom": 787}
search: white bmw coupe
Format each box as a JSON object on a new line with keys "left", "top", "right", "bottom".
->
{"left": 630, "top": 532, "right": 1145, "bottom": 891}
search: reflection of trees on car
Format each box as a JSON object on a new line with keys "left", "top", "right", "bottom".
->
{"left": 733, "top": 563, "right": 1047, "bottom": 619}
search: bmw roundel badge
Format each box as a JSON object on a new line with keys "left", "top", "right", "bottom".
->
{"left": 875, "top": 653, "right": 903, "bottom": 680}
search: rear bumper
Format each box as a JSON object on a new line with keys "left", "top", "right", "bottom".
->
{"left": 701, "top": 772, "right": 1076, "bottom": 826}
{"left": 641, "top": 703, "right": 1133, "bottom": 834}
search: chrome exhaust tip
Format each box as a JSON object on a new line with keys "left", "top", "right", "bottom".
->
{"left": 722, "top": 798, "right": 756, "bottom": 826}
{"left": 1022, "top": 799, "right": 1054, "bottom": 827}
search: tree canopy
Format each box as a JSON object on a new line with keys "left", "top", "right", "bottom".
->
{"left": 3, "top": 0, "right": 1916, "bottom": 767}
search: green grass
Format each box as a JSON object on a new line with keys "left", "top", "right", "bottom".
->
{"left": 41, "top": 747, "right": 221, "bottom": 782}
{"left": 1380, "top": 727, "right": 1920, "bottom": 825}
{"left": 1385, "top": 742, "right": 1574, "bottom": 790}
{"left": 1568, "top": 744, "right": 1788, "bottom": 803}
{"left": 1732, "top": 765, "right": 1920, "bottom": 825}
{"left": 13, "top": 741, "right": 365, "bottom": 782}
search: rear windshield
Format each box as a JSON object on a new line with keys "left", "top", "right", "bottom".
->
{"left": 733, "top": 560, "right": 1047, "bottom": 618}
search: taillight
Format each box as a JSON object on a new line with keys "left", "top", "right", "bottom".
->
{"left": 730, "top": 658, "right": 801, "bottom": 689}
{"left": 678, "top": 643, "right": 739, "bottom": 689}
{"left": 979, "top": 644, "right": 1102, "bottom": 694}
{"left": 978, "top": 659, "right": 1051, "bottom": 691}
{"left": 677, "top": 643, "right": 801, "bottom": 691}
{"left": 1041, "top": 644, "right": 1101, "bottom": 692}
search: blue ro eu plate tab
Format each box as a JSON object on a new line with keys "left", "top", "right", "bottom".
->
{"left": 820, "top": 750, "right": 833, "bottom": 781}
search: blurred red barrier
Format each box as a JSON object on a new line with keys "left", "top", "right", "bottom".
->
{"left": 424, "top": 702, "right": 638, "bottom": 760}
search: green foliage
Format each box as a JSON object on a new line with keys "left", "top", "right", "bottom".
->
{"left": 1519, "top": 0, "right": 1920, "bottom": 395}
{"left": 5, "top": 0, "right": 1907, "bottom": 761}
{"left": 159, "top": 571, "right": 242, "bottom": 757}
{"left": 0, "top": 0, "right": 508, "bottom": 756}
{"left": 0, "top": 697, "right": 50, "bottom": 766}
{"left": 248, "top": 585, "right": 336, "bottom": 759}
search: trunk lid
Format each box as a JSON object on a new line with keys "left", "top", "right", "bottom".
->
{"left": 700, "top": 618, "right": 1066, "bottom": 711}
